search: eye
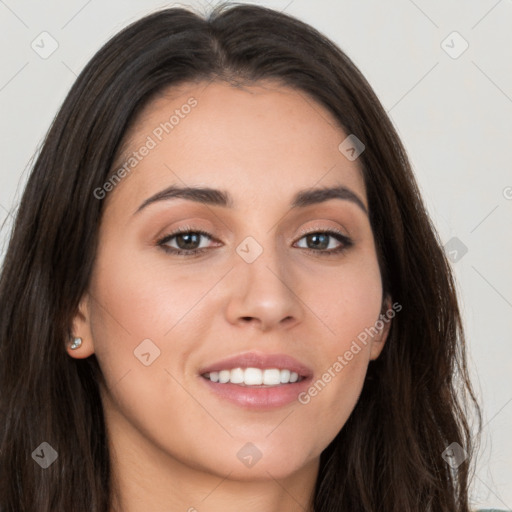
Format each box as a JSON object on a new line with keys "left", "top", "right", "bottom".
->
{"left": 294, "top": 228, "right": 353, "bottom": 256}
{"left": 157, "top": 226, "right": 217, "bottom": 256}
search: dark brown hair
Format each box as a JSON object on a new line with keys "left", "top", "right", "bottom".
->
{"left": 0, "top": 3, "right": 481, "bottom": 511}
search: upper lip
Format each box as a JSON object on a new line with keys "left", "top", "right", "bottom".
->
{"left": 199, "top": 351, "right": 313, "bottom": 378}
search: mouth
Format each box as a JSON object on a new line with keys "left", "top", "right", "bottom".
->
{"left": 202, "top": 368, "right": 305, "bottom": 386}
{"left": 198, "top": 351, "right": 313, "bottom": 409}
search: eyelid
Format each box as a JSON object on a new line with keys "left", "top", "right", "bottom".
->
{"left": 294, "top": 224, "right": 348, "bottom": 240}
{"left": 156, "top": 224, "right": 218, "bottom": 245}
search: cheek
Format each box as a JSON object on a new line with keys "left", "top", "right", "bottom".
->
{"left": 319, "top": 252, "right": 383, "bottom": 346}
{"left": 300, "top": 252, "right": 382, "bottom": 431}
{"left": 86, "top": 236, "right": 229, "bottom": 408}
{"left": 87, "top": 246, "right": 208, "bottom": 452}
{"left": 89, "top": 240, "right": 211, "bottom": 343}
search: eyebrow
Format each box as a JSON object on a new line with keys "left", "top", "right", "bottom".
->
{"left": 133, "top": 184, "right": 368, "bottom": 216}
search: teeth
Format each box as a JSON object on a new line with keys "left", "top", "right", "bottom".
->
{"left": 280, "top": 369, "right": 291, "bottom": 383}
{"left": 263, "top": 369, "right": 280, "bottom": 385}
{"left": 203, "top": 367, "right": 302, "bottom": 386}
{"left": 230, "top": 368, "right": 244, "bottom": 384}
{"left": 218, "top": 370, "right": 230, "bottom": 383}
{"left": 244, "top": 367, "right": 263, "bottom": 385}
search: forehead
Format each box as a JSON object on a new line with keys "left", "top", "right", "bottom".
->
{"left": 107, "top": 80, "right": 366, "bottom": 213}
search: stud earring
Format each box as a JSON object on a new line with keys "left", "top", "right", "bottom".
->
{"left": 70, "top": 337, "right": 82, "bottom": 350}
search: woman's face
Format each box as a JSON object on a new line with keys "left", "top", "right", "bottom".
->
{"left": 71, "top": 80, "right": 391, "bottom": 482}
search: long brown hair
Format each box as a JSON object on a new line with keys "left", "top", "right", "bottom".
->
{"left": 0, "top": 3, "right": 481, "bottom": 511}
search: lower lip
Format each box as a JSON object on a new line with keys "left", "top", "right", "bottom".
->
{"left": 200, "top": 375, "right": 312, "bottom": 410}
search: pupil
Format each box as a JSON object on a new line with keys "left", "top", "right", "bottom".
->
{"left": 308, "top": 233, "right": 328, "bottom": 250}
{"left": 178, "top": 233, "right": 200, "bottom": 250}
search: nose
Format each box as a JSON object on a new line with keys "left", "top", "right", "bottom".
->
{"left": 223, "top": 243, "right": 304, "bottom": 332}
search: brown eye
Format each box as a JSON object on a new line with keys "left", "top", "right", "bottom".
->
{"left": 295, "top": 230, "right": 353, "bottom": 255}
{"left": 157, "top": 228, "right": 216, "bottom": 256}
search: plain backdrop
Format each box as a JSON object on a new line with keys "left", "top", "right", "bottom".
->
{"left": 0, "top": 0, "right": 511, "bottom": 509}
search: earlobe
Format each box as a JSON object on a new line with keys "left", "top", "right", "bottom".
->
{"left": 66, "top": 294, "right": 95, "bottom": 359}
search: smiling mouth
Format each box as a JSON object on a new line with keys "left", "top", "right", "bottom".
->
{"left": 202, "top": 367, "right": 305, "bottom": 386}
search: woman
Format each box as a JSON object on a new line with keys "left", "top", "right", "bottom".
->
{"left": 0, "top": 3, "right": 486, "bottom": 511}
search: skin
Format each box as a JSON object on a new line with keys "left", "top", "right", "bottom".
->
{"left": 69, "top": 80, "right": 392, "bottom": 512}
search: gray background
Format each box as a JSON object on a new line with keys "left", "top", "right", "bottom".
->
{"left": 0, "top": 0, "right": 511, "bottom": 508}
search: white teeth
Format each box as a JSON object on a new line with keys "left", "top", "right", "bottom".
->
{"left": 280, "top": 369, "right": 290, "bottom": 383}
{"left": 218, "top": 370, "right": 230, "bottom": 383}
{"left": 263, "top": 369, "right": 281, "bottom": 385}
{"left": 244, "top": 367, "right": 263, "bottom": 385}
{"left": 203, "top": 367, "right": 304, "bottom": 386}
{"left": 229, "top": 368, "right": 244, "bottom": 384}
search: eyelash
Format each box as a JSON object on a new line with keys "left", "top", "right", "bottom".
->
{"left": 156, "top": 225, "right": 354, "bottom": 258}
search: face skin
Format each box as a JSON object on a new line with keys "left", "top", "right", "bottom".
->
{"left": 69, "top": 80, "right": 392, "bottom": 512}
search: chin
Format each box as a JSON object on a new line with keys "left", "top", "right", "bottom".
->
{"left": 204, "top": 440, "right": 317, "bottom": 481}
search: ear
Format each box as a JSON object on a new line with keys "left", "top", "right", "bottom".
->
{"left": 66, "top": 293, "right": 95, "bottom": 359}
{"left": 369, "top": 294, "right": 394, "bottom": 361}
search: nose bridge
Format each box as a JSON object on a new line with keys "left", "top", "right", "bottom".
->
{"left": 238, "top": 232, "right": 290, "bottom": 298}
{"left": 225, "top": 231, "right": 303, "bottom": 330}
